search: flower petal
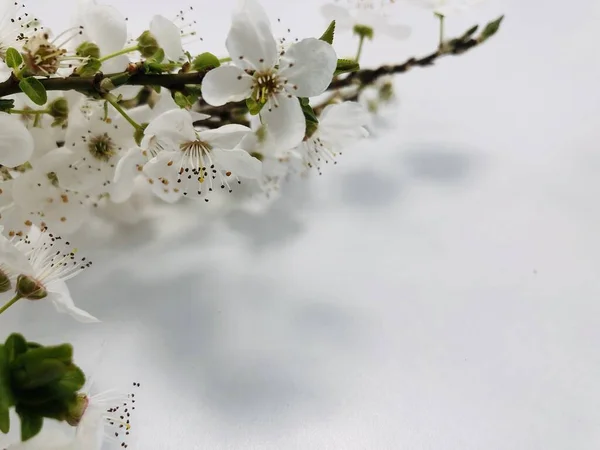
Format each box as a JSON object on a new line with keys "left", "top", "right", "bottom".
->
{"left": 260, "top": 93, "right": 305, "bottom": 150}
{"left": 320, "top": 4, "right": 354, "bottom": 30}
{"left": 150, "top": 15, "right": 184, "bottom": 61}
{"left": 0, "top": 234, "right": 32, "bottom": 276}
{"left": 201, "top": 65, "right": 253, "bottom": 106}
{"left": 199, "top": 124, "right": 251, "bottom": 149}
{"left": 212, "top": 148, "right": 262, "bottom": 179}
{"left": 144, "top": 108, "right": 196, "bottom": 144}
{"left": 82, "top": 2, "right": 127, "bottom": 53}
{"left": 279, "top": 38, "right": 337, "bottom": 97}
{"left": 226, "top": 0, "right": 278, "bottom": 71}
{"left": 0, "top": 112, "right": 34, "bottom": 167}
{"left": 112, "top": 147, "right": 146, "bottom": 203}
{"left": 48, "top": 281, "right": 99, "bottom": 323}
{"left": 142, "top": 151, "right": 183, "bottom": 203}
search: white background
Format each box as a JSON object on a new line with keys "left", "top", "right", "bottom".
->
{"left": 4, "top": 0, "right": 600, "bottom": 448}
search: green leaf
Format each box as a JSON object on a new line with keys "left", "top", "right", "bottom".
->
{"left": 5, "top": 334, "right": 27, "bottom": 364}
{"left": 246, "top": 97, "right": 264, "bottom": 115}
{"left": 6, "top": 47, "right": 22, "bottom": 69}
{"left": 319, "top": 20, "right": 336, "bottom": 45}
{"left": 56, "top": 365, "right": 85, "bottom": 393}
{"left": 173, "top": 91, "right": 193, "bottom": 109}
{"left": 13, "top": 344, "right": 73, "bottom": 369}
{"left": 192, "top": 52, "right": 220, "bottom": 71}
{"left": 460, "top": 24, "right": 479, "bottom": 41}
{"left": 480, "top": 15, "right": 504, "bottom": 41}
{"left": 0, "top": 346, "right": 12, "bottom": 434}
{"left": 12, "top": 360, "right": 67, "bottom": 390}
{"left": 148, "top": 48, "right": 165, "bottom": 64}
{"left": 19, "top": 77, "right": 47, "bottom": 106}
{"left": 76, "top": 57, "right": 101, "bottom": 76}
{"left": 299, "top": 99, "right": 318, "bottom": 124}
{"left": 16, "top": 407, "right": 43, "bottom": 441}
{"left": 334, "top": 58, "right": 360, "bottom": 77}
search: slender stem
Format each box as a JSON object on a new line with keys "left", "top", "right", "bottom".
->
{"left": 218, "top": 57, "right": 232, "bottom": 63}
{"left": 436, "top": 12, "right": 445, "bottom": 47}
{"left": 99, "top": 45, "right": 139, "bottom": 63}
{"left": 9, "top": 109, "right": 48, "bottom": 115}
{"left": 355, "top": 35, "right": 365, "bottom": 63}
{"left": 0, "top": 294, "right": 22, "bottom": 316}
{"left": 104, "top": 95, "right": 142, "bottom": 131}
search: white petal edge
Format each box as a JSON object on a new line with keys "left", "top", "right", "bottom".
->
{"left": 48, "top": 281, "right": 100, "bottom": 323}
{"left": 201, "top": 65, "right": 253, "bottom": 106}
{"left": 82, "top": 3, "right": 127, "bottom": 54}
{"left": 260, "top": 93, "right": 305, "bottom": 151}
{"left": 150, "top": 15, "right": 184, "bottom": 61}
{"left": 0, "top": 112, "right": 34, "bottom": 167}
{"left": 212, "top": 148, "right": 262, "bottom": 179}
{"left": 279, "top": 38, "right": 337, "bottom": 98}
{"left": 199, "top": 124, "right": 251, "bottom": 149}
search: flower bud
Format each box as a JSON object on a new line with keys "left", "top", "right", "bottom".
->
{"left": 75, "top": 41, "right": 100, "bottom": 59}
{"left": 0, "top": 269, "right": 11, "bottom": 293}
{"left": 48, "top": 97, "right": 68, "bottom": 123}
{"left": 137, "top": 31, "right": 159, "bottom": 58}
{"left": 66, "top": 393, "right": 89, "bottom": 426}
{"left": 16, "top": 274, "right": 47, "bottom": 300}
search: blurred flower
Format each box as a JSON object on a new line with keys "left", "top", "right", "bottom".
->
{"left": 407, "top": 0, "right": 484, "bottom": 15}
{"left": 0, "top": 112, "right": 35, "bottom": 168}
{"left": 321, "top": 1, "right": 411, "bottom": 40}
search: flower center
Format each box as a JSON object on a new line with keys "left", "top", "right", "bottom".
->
{"left": 252, "top": 71, "right": 283, "bottom": 103}
{"left": 180, "top": 139, "right": 212, "bottom": 155}
{"left": 88, "top": 133, "right": 116, "bottom": 162}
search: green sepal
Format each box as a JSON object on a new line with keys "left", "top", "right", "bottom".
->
{"left": 299, "top": 98, "right": 318, "bottom": 124}
{"left": 56, "top": 365, "right": 85, "bottom": 393}
{"left": 6, "top": 47, "right": 23, "bottom": 70}
{"left": 480, "top": 15, "right": 504, "bottom": 41}
{"left": 246, "top": 97, "right": 264, "bottom": 115}
{"left": 319, "top": 20, "right": 336, "bottom": 45}
{"left": 76, "top": 42, "right": 100, "bottom": 59}
{"left": 192, "top": 52, "right": 220, "bottom": 71}
{"left": 16, "top": 407, "right": 43, "bottom": 441}
{"left": 76, "top": 57, "right": 101, "bottom": 76}
{"left": 148, "top": 48, "right": 165, "bottom": 64}
{"left": 334, "top": 59, "right": 360, "bottom": 77}
{"left": 18, "top": 77, "right": 47, "bottom": 106}
{"left": 173, "top": 91, "right": 193, "bottom": 109}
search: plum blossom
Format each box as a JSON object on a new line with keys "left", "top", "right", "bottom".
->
{"left": 115, "top": 108, "right": 261, "bottom": 202}
{"left": 0, "top": 1, "right": 39, "bottom": 63}
{"left": 294, "top": 102, "right": 370, "bottom": 174}
{"left": 0, "top": 225, "right": 96, "bottom": 322}
{"left": 321, "top": 1, "right": 412, "bottom": 40}
{"left": 201, "top": 0, "right": 337, "bottom": 151}
{"left": 149, "top": 15, "right": 185, "bottom": 61}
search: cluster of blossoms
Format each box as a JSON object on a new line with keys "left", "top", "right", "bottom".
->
{"left": 0, "top": 0, "right": 502, "bottom": 447}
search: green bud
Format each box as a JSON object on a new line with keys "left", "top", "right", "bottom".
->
{"left": 65, "top": 393, "right": 88, "bottom": 426}
{"left": 378, "top": 80, "right": 394, "bottom": 102}
{"left": 48, "top": 98, "right": 68, "bottom": 122}
{"left": 16, "top": 275, "right": 47, "bottom": 300}
{"left": 137, "top": 31, "right": 159, "bottom": 58}
{"left": 0, "top": 269, "right": 11, "bottom": 293}
{"left": 75, "top": 41, "right": 100, "bottom": 59}
{"left": 353, "top": 24, "right": 374, "bottom": 40}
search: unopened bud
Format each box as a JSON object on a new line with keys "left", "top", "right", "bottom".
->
{"left": 48, "top": 97, "right": 68, "bottom": 121}
{"left": 137, "top": 31, "right": 159, "bottom": 58}
{"left": 353, "top": 24, "right": 374, "bottom": 40}
{"left": 0, "top": 269, "right": 11, "bottom": 293}
{"left": 66, "top": 393, "right": 89, "bottom": 426}
{"left": 16, "top": 274, "right": 47, "bottom": 300}
{"left": 76, "top": 41, "right": 100, "bottom": 59}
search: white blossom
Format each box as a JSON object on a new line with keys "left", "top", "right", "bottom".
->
{"left": 201, "top": 0, "right": 337, "bottom": 151}
{"left": 321, "top": 1, "right": 412, "bottom": 40}
{"left": 150, "top": 15, "right": 185, "bottom": 62}
{"left": 0, "top": 1, "right": 39, "bottom": 63}
{"left": 0, "top": 226, "right": 96, "bottom": 322}
{"left": 294, "top": 102, "right": 370, "bottom": 174}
